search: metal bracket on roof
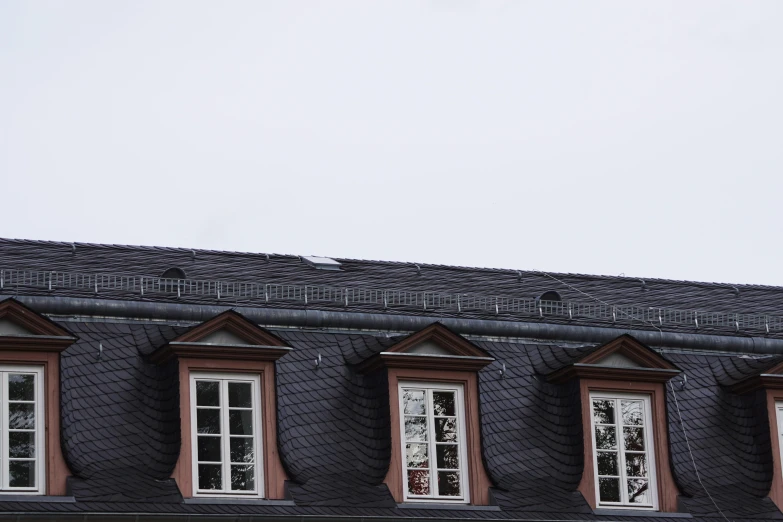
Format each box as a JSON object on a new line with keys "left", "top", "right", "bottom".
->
{"left": 676, "top": 374, "right": 687, "bottom": 390}
{"left": 0, "top": 270, "right": 3, "bottom": 289}
{"left": 71, "top": 242, "right": 76, "bottom": 255}
{"left": 495, "top": 298, "right": 499, "bottom": 315}
{"left": 314, "top": 353, "right": 322, "bottom": 369}
{"left": 766, "top": 317, "right": 770, "bottom": 334}
{"left": 97, "top": 342, "right": 103, "bottom": 361}
{"left": 735, "top": 319, "right": 740, "bottom": 332}
{"left": 658, "top": 310, "right": 663, "bottom": 325}
{"left": 568, "top": 303, "right": 573, "bottom": 320}
{"left": 48, "top": 271, "right": 54, "bottom": 292}
{"left": 612, "top": 307, "right": 617, "bottom": 323}
{"left": 415, "top": 264, "right": 421, "bottom": 275}
{"left": 732, "top": 286, "right": 739, "bottom": 297}
{"left": 304, "top": 286, "right": 308, "bottom": 306}
{"left": 498, "top": 363, "right": 506, "bottom": 379}
{"left": 694, "top": 313, "right": 699, "bottom": 329}
{"left": 191, "top": 250, "right": 196, "bottom": 260}
{"left": 517, "top": 271, "right": 522, "bottom": 282}
{"left": 457, "top": 295, "right": 461, "bottom": 313}
{"left": 265, "top": 254, "right": 270, "bottom": 262}
{"left": 383, "top": 291, "right": 388, "bottom": 309}
{"left": 639, "top": 279, "right": 647, "bottom": 291}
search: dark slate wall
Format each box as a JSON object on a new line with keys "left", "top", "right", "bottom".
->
{"left": 25, "top": 318, "right": 783, "bottom": 520}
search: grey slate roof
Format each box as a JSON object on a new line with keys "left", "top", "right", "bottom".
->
{"left": 2, "top": 238, "right": 783, "bottom": 520}
{"left": 2, "top": 237, "right": 783, "bottom": 339}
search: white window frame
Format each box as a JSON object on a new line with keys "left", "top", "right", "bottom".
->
{"left": 189, "top": 372, "right": 264, "bottom": 498}
{"left": 398, "top": 381, "right": 470, "bottom": 504}
{"left": 0, "top": 365, "right": 46, "bottom": 495}
{"left": 589, "top": 391, "right": 658, "bottom": 510}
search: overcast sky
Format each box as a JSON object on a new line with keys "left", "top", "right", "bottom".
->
{"left": 1, "top": 1, "right": 782, "bottom": 286}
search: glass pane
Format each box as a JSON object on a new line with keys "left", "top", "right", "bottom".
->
{"left": 403, "top": 390, "right": 426, "bottom": 415}
{"left": 597, "top": 451, "right": 618, "bottom": 476}
{"left": 9, "top": 461, "right": 35, "bottom": 488}
{"left": 622, "top": 400, "right": 644, "bottom": 426}
{"left": 433, "top": 391, "right": 456, "bottom": 416}
{"left": 228, "top": 382, "right": 252, "bottom": 408}
{"left": 231, "top": 465, "right": 255, "bottom": 491}
{"left": 406, "top": 443, "right": 429, "bottom": 468}
{"left": 592, "top": 399, "right": 615, "bottom": 424}
{"left": 407, "top": 469, "right": 430, "bottom": 495}
{"left": 628, "top": 478, "right": 651, "bottom": 504}
{"left": 9, "top": 404, "right": 35, "bottom": 430}
{"left": 624, "top": 427, "right": 645, "bottom": 451}
{"left": 197, "top": 409, "right": 221, "bottom": 434}
{"left": 437, "top": 471, "right": 461, "bottom": 496}
{"left": 197, "top": 436, "right": 221, "bottom": 462}
{"left": 198, "top": 464, "right": 222, "bottom": 490}
{"left": 230, "top": 437, "right": 255, "bottom": 463}
{"left": 598, "top": 477, "right": 621, "bottom": 503}
{"left": 435, "top": 418, "right": 457, "bottom": 442}
{"left": 196, "top": 381, "right": 220, "bottom": 406}
{"left": 625, "top": 453, "right": 648, "bottom": 477}
{"left": 9, "top": 432, "right": 35, "bottom": 459}
{"left": 594, "top": 426, "right": 617, "bottom": 450}
{"left": 436, "top": 445, "right": 459, "bottom": 469}
{"left": 229, "top": 410, "right": 254, "bottom": 435}
{"left": 404, "top": 416, "right": 427, "bottom": 442}
{"left": 8, "top": 374, "right": 35, "bottom": 401}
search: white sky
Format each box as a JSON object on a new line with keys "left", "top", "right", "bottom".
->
{"left": 1, "top": 1, "right": 782, "bottom": 285}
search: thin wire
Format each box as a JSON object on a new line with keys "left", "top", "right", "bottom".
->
{"left": 534, "top": 269, "right": 662, "bottom": 333}
{"left": 668, "top": 380, "right": 732, "bottom": 522}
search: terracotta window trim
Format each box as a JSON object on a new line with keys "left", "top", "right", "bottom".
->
{"left": 579, "top": 379, "right": 679, "bottom": 512}
{"left": 767, "top": 388, "right": 783, "bottom": 511}
{"left": 385, "top": 367, "right": 493, "bottom": 506}
{"left": 173, "top": 358, "right": 287, "bottom": 499}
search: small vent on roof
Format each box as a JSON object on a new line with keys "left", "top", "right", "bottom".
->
{"left": 536, "top": 291, "right": 563, "bottom": 316}
{"left": 302, "top": 256, "right": 342, "bottom": 271}
{"left": 537, "top": 291, "right": 562, "bottom": 303}
{"left": 161, "top": 267, "right": 187, "bottom": 279}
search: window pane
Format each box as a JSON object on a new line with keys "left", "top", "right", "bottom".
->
{"left": 597, "top": 451, "right": 618, "bottom": 476}
{"left": 196, "top": 381, "right": 220, "bottom": 406}
{"left": 404, "top": 416, "right": 427, "bottom": 442}
{"left": 228, "top": 382, "right": 252, "bottom": 408}
{"left": 407, "top": 470, "right": 430, "bottom": 495}
{"left": 9, "top": 432, "right": 36, "bottom": 459}
{"left": 593, "top": 400, "right": 615, "bottom": 424}
{"left": 8, "top": 374, "right": 35, "bottom": 401}
{"left": 621, "top": 400, "right": 644, "bottom": 426}
{"left": 231, "top": 464, "right": 255, "bottom": 491}
{"left": 9, "top": 461, "right": 35, "bottom": 488}
{"left": 595, "top": 426, "right": 617, "bottom": 450}
{"left": 230, "top": 437, "right": 255, "bottom": 463}
{"left": 435, "top": 418, "right": 457, "bottom": 442}
{"left": 197, "top": 436, "right": 221, "bottom": 462}
{"left": 437, "top": 471, "right": 461, "bottom": 496}
{"left": 403, "top": 390, "right": 426, "bottom": 415}
{"left": 623, "top": 427, "right": 645, "bottom": 451}
{"left": 433, "top": 392, "right": 456, "bottom": 416}
{"left": 229, "top": 410, "right": 254, "bottom": 435}
{"left": 9, "top": 403, "right": 35, "bottom": 430}
{"left": 198, "top": 464, "right": 222, "bottom": 490}
{"left": 628, "top": 478, "right": 651, "bottom": 504}
{"left": 406, "top": 443, "right": 429, "bottom": 468}
{"left": 436, "top": 445, "right": 459, "bottom": 469}
{"left": 625, "top": 453, "right": 648, "bottom": 477}
{"left": 598, "top": 477, "right": 621, "bottom": 502}
{"left": 197, "top": 409, "right": 221, "bottom": 434}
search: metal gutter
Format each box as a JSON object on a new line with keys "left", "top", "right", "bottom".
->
{"left": 6, "top": 295, "right": 783, "bottom": 355}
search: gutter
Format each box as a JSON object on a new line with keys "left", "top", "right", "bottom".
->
{"left": 6, "top": 295, "right": 783, "bottom": 355}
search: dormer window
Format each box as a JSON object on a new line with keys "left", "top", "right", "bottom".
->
{"left": 356, "top": 323, "right": 494, "bottom": 505}
{"left": 0, "top": 299, "right": 75, "bottom": 496}
{"left": 546, "top": 334, "right": 681, "bottom": 512}
{"left": 150, "top": 310, "right": 291, "bottom": 500}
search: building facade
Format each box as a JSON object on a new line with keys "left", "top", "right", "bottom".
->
{"left": 0, "top": 238, "right": 782, "bottom": 521}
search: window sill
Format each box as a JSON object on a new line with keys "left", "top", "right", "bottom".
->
{"left": 593, "top": 508, "right": 692, "bottom": 518}
{"left": 184, "top": 497, "right": 295, "bottom": 506}
{"left": 0, "top": 495, "right": 76, "bottom": 503}
{"left": 397, "top": 503, "right": 500, "bottom": 511}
